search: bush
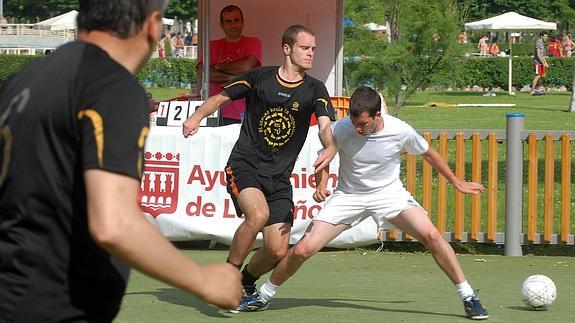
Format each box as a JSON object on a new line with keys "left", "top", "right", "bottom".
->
{"left": 137, "top": 58, "right": 196, "bottom": 88}
{"left": 0, "top": 55, "right": 41, "bottom": 82}
{"left": 0, "top": 55, "right": 196, "bottom": 89}
{"left": 345, "top": 56, "right": 574, "bottom": 91}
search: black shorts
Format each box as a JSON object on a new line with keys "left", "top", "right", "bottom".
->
{"left": 225, "top": 161, "right": 294, "bottom": 227}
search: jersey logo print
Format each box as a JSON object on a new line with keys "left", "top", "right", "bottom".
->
{"left": 77, "top": 109, "right": 104, "bottom": 167}
{"left": 291, "top": 101, "right": 300, "bottom": 111}
{"left": 0, "top": 88, "right": 30, "bottom": 185}
{"left": 138, "top": 152, "right": 180, "bottom": 218}
{"left": 258, "top": 107, "right": 295, "bottom": 148}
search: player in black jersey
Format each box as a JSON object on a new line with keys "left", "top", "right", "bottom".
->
{"left": 0, "top": 1, "right": 241, "bottom": 322}
{"left": 183, "top": 25, "right": 337, "bottom": 309}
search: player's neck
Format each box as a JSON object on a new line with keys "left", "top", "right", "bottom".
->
{"left": 78, "top": 30, "right": 149, "bottom": 75}
{"left": 278, "top": 64, "right": 305, "bottom": 82}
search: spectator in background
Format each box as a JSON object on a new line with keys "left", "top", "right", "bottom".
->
{"left": 547, "top": 34, "right": 562, "bottom": 57}
{"left": 196, "top": 4, "right": 262, "bottom": 125}
{"left": 478, "top": 35, "right": 489, "bottom": 55}
{"left": 532, "top": 31, "right": 549, "bottom": 95}
{"left": 173, "top": 32, "right": 185, "bottom": 58}
{"left": 489, "top": 37, "right": 500, "bottom": 56}
{"left": 0, "top": 16, "right": 8, "bottom": 32}
{"left": 563, "top": 33, "right": 573, "bottom": 57}
{"left": 458, "top": 30, "right": 467, "bottom": 44}
{"left": 160, "top": 27, "right": 173, "bottom": 57}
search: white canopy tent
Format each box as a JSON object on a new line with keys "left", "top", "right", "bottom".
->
{"left": 363, "top": 22, "right": 386, "bottom": 32}
{"left": 197, "top": 0, "right": 344, "bottom": 98}
{"left": 35, "top": 10, "right": 78, "bottom": 30}
{"left": 465, "top": 12, "right": 557, "bottom": 95}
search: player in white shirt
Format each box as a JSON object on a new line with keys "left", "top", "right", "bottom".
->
{"left": 238, "top": 86, "right": 489, "bottom": 320}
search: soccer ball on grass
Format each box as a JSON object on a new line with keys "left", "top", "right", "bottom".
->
{"left": 520, "top": 274, "right": 557, "bottom": 310}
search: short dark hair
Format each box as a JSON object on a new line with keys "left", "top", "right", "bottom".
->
{"left": 77, "top": 0, "right": 167, "bottom": 38}
{"left": 539, "top": 31, "right": 548, "bottom": 37}
{"left": 349, "top": 86, "right": 381, "bottom": 118}
{"left": 282, "top": 24, "right": 314, "bottom": 47}
{"left": 220, "top": 5, "right": 243, "bottom": 23}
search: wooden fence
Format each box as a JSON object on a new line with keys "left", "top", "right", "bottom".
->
{"left": 377, "top": 129, "right": 574, "bottom": 246}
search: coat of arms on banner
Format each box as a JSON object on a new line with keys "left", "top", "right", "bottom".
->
{"left": 138, "top": 152, "right": 180, "bottom": 218}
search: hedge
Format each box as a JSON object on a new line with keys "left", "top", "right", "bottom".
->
{"left": 0, "top": 55, "right": 196, "bottom": 89}
{"left": 137, "top": 58, "right": 196, "bottom": 88}
{"left": 346, "top": 56, "right": 574, "bottom": 91}
{"left": 0, "top": 54, "right": 572, "bottom": 91}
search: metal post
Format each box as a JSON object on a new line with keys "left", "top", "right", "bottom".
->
{"left": 201, "top": 0, "right": 210, "bottom": 101}
{"left": 0, "top": 0, "right": 4, "bottom": 18}
{"left": 505, "top": 113, "right": 524, "bottom": 256}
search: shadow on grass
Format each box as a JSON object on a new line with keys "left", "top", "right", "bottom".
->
{"left": 126, "top": 288, "right": 464, "bottom": 320}
{"left": 507, "top": 305, "right": 538, "bottom": 312}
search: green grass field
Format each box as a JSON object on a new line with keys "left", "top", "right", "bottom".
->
{"left": 116, "top": 249, "right": 573, "bottom": 322}
{"left": 146, "top": 88, "right": 575, "bottom": 131}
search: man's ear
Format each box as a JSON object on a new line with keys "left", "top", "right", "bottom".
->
{"left": 283, "top": 43, "right": 291, "bottom": 56}
{"left": 147, "top": 11, "right": 163, "bottom": 44}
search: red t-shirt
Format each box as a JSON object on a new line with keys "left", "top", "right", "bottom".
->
{"left": 200, "top": 36, "right": 262, "bottom": 120}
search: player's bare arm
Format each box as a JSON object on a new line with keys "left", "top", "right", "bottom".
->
{"left": 215, "top": 55, "right": 260, "bottom": 76}
{"left": 312, "top": 163, "right": 331, "bottom": 202}
{"left": 422, "top": 147, "right": 485, "bottom": 195}
{"left": 314, "top": 115, "right": 336, "bottom": 173}
{"left": 84, "top": 170, "right": 242, "bottom": 310}
{"left": 182, "top": 92, "right": 231, "bottom": 137}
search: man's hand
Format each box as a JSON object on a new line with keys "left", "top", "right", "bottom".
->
{"left": 312, "top": 187, "right": 331, "bottom": 203}
{"left": 452, "top": 179, "right": 485, "bottom": 195}
{"left": 313, "top": 145, "right": 336, "bottom": 173}
{"left": 182, "top": 116, "right": 201, "bottom": 138}
{"left": 196, "top": 263, "right": 242, "bottom": 310}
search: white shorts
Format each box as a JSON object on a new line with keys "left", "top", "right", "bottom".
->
{"left": 314, "top": 187, "right": 424, "bottom": 228}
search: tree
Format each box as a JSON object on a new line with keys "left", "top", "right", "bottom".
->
{"left": 164, "top": 0, "right": 197, "bottom": 22}
{"left": 2, "top": 0, "right": 199, "bottom": 22}
{"left": 345, "top": 0, "right": 462, "bottom": 116}
{"left": 3, "top": 0, "right": 77, "bottom": 21}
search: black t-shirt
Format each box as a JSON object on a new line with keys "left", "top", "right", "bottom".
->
{"left": 224, "top": 66, "right": 335, "bottom": 177}
{"left": 0, "top": 41, "right": 149, "bottom": 322}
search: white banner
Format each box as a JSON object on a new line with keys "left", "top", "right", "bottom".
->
{"left": 139, "top": 124, "right": 380, "bottom": 248}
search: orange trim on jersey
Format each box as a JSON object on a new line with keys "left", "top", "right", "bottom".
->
{"left": 275, "top": 74, "right": 304, "bottom": 88}
{"left": 225, "top": 166, "right": 239, "bottom": 198}
{"left": 77, "top": 109, "right": 104, "bottom": 167}
{"left": 317, "top": 98, "right": 328, "bottom": 110}
{"left": 224, "top": 80, "right": 252, "bottom": 90}
{"left": 137, "top": 127, "right": 149, "bottom": 177}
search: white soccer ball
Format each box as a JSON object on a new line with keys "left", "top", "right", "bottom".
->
{"left": 521, "top": 275, "right": 557, "bottom": 310}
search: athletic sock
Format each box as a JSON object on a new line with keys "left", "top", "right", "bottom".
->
{"left": 259, "top": 279, "right": 279, "bottom": 302}
{"left": 226, "top": 258, "right": 242, "bottom": 271}
{"left": 241, "top": 267, "right": 259, "bottom": 291}
{"left": 456, "top": 280, "right": 475, "bottom": 300}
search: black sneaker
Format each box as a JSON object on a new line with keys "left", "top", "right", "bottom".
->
{"left": 234, "top": 292, "right": 269, "bottom": 312}
{"left": 463, "top": 293, "right": 489, "bottom": 320}
{"left": 243, "top": 283, "right": 256, "bottom": 296}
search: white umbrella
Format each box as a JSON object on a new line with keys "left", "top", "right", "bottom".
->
{"left": 465, "top": 12, "right": 557, "bottom": 95}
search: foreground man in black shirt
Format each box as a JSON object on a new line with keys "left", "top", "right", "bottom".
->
{"left": 0, "top": 1, "right": 241, "bottom": 322}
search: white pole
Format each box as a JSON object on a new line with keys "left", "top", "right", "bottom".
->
{"left": 508, "top": 35, "right": 513, "bottom": 95}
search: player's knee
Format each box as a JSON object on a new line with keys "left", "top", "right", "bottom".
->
{"left": 243, "top": 211, "right": 269, "bottom": 228}
{"left": 291, "top": 242, "right": 318, "bottom": 261}
{"left": 266, "top": 246, "right": 288, "bottom": 263}
{"left": 420, "top": 229, "right": 443, "bottom": 248}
